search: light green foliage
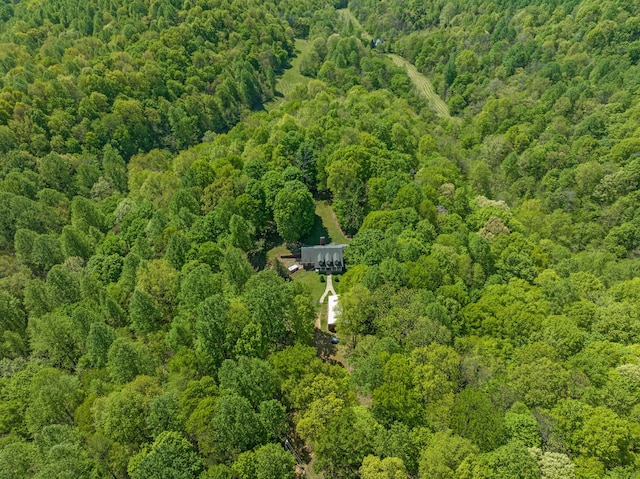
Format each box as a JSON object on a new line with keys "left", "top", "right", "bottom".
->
{"left": 360, "top": 455, "right": 408, "bottom": 479}
{"left": 221, "top": 247, "right": 254, "bottom": 294}
{"left": 218, "top": 356, "right": 278, "bottom": 407}
{"left": 273, "top": 184, "right": 315, "bottom": 242}
{"left": 232, "top": 443, "right": 295, "bottom": 479}
{"left": 106, "top": 338, "right": 154, "bottom": 384}
{"left": 3, "top": 0, "right": 640, "bottom": 476}
{"left": 128, "top": 431, "right": 203, "bottom": 479}
{"left": 24, "top": 368, "right": 84, "bottom": 434}
{"left": 102, "top": 145, "right": 127, "bottom": 193}
{"left": 94, "top": 376, "right": 160, "bottom": 446}
{"left": 195, "top": 294, "right": 229, "bottom": 370}
{"left": 503, "top": 404, "right": 541, "bottom": 448}
{"left": 579, "top": 407, "right": 632, "bottom": 467}
{"left": 461, "top": 279, "right": 548, "bottom": 344}
{"left": 530, "top": 449, "right": 575, "bottom": 479}
{"left": 32, "top": 441, "right": 96, "bottom": 479}
{"left": 229, "top": 214, "right": 254, "bottom": 252}
{"left": 337, "top": 284, "right": 374, "bottom": 345}
{"left": 372, "top": 354, "right": 422, "bottom": 427}
{"left": 481, "top": 441, "right": 540, "bottom": 479}
{"left": 209, "top": 394, "right": 262, "bottom": 460}
{"left": 0, "top": 441, "right": 39, "bottom": 479}
{"left": 28, "top": 311, "right": 84, "bottom": 368}
{"left": 178, "top": 264, "right": 219, "bottom": 312}
{"left": 135, "top": 259, "right": 179, "bottom": 316}
{"left": 509, "top": 356, "right": 570, "bottom": 408}
{"left": 296, "top": 392, "right": 345, "bottom": 443}
{"left": 418, "top": 430, "right": 478, "bottom": 479}
{"left": 315, "top": 406, "right": 383, "bottom": 478}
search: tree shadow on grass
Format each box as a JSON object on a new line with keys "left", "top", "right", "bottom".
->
{"left": 314, "top": 328, "right": 339, "bottom": 364}
{"left": 301, "top": 214, "right": 331, "bottom": 246}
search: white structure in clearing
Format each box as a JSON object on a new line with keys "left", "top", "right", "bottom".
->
{"left": 327, "top": 294, "right": 339, "bottom": 332}
{"left": 287, "top": 264, "right": 300, "bottom": 274}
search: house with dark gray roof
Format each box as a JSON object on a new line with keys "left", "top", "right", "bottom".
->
{"left": 300, "top": 244, "right": 346, "bottom": 273}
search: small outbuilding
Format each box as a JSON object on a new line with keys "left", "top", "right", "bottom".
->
{"left": 287, "top": 264, "right": 300, "bottom": 274}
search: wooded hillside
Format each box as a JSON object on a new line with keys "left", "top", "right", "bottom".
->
{"left": 2, "top": 0, "right": 640, "bottom": 478}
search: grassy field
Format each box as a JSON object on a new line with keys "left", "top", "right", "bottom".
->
{"left": 315, "top": 201, "right": 351, "bottom": 244}
{"left": 292, "top": 269, "right": 327, "bottom": 304}
{"left": 340, "top": 8, "right": 454, "bottom": 120}
{"left": 388, "top": 54, "right": 453, "bottom": 120}
{"left": 265, "top": 38, "right": 311, "bottom": 111}
{"left": 338, "top": 8, "right": 371, "bottom": 41}
{"left": 280, "top": 39, "right": 311, "bottom": 94}
{"left": 266, "top": 244, "right": 291, "bottom": 260}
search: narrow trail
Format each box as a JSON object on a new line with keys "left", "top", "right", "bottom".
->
{"left": 339, "top": 8, "right": 455, "bottom": 120}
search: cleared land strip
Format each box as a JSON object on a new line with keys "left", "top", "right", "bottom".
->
{"left": 338, "top": 7, "right": 371, "bottom": 41}
{"left": 265, "top": 38, "right": 310, "bottom": 110}
{"left": 388, "top": 53, "right": 452, "bottom": 119}
{"left": 339, "top": 8, "right": 454, "bottom": 120}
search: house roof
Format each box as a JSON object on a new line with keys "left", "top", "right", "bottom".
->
{"left": 300, "top": 244, "right": 346, "bottom": 265}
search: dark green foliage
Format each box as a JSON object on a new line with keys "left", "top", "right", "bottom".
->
{"left": 60, "top": 225, "right": 93, "bottom": 260}
{"left": 106, "top": 338, "right": 153, "bottom": 384}
{"left": 130, "top": 289, "right": 162, "bottom": 336}
{"left": 147, "top": 393, "right": 183, "bottom": 437}
{"left": 450, "top": 387, "right": 505, "bottom": 452}
{"left": 218, "top": 356, "right": 278, "bottom": 408}
{"left": 85, "top": 322, "right": 116, "bottom": 368}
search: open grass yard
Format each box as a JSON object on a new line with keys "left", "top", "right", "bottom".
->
{"left": 314, "top": 200, "right": 351, "bottom": 244}
{"left": 265, "top": 38, "right": 311, "bottom": 111}
{"left": 292, "top": 269, "right": 327, "bottom": 304}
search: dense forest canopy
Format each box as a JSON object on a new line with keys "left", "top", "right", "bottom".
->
{"left": 3, "top": 0, "right": 640, "bottom": 478}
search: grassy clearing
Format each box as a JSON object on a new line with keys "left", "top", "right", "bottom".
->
{"left": 339, "top": 8, "right": 454, "bottom": 120}
{"left": 388, "top": 54, "right": 454, "bottom": 120}
{"left": 293, "top": 269, "right": 326, "bottom": 304}
{"left": 265, "top": 38, "right": 311, "bottom": 111}
{"left": 266, "top": 201, "right": 346, "bottom": 306}
{"left": 266, "top": 244, "right": 291, "bottom": 260}
{"left": 280, "top": 39, "right": 311, "bottom": 93}
{"left": 338, "top": 8, "right": 371, "bottom": 41}
{"left": 315, "top": 200, "right": 351, "bottom": 244}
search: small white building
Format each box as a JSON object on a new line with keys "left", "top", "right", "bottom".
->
{"left": 327, "top": 294, "right": 339, "bottom": 332}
